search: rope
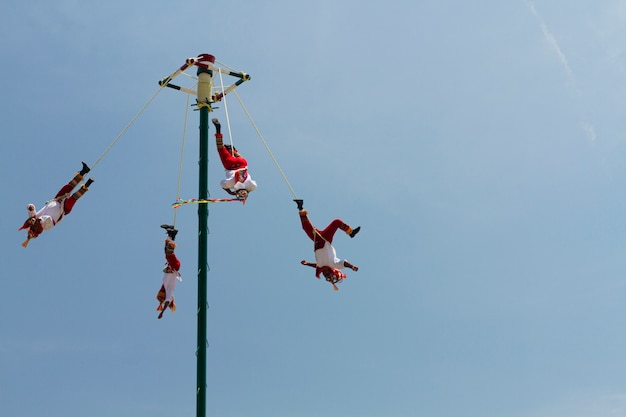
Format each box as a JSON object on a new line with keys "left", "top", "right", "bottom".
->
{"left": 172, "top": 87, "right": 194, "bottom": 226}
{"left": 91, "top": 84, "right": 166, "bottom": 170}
{"left": 215, "top": 59, "right": 238, "bottom": 73}
{"left": 232, "top": 89, "right": 299, "bottom": 199}
{"left": 217, "top": 69, "right": 235, "bottom": 154}
{"left": 180, "top": 72, "right": 198, "bottom": 81}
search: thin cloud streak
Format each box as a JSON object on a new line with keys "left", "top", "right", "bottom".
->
{"left": 527, "top": 0, "right": 598, "bottom": 146}
{"left": 527, "top": 0, "right": 576, "bottom": 88}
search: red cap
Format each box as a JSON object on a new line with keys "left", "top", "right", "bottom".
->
{"left": 197, "top": 53, "right": 215, "bottom": 64}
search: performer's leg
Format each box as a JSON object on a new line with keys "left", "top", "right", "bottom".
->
{"left": 319, "top": 219, "right": 350, "bottom": 243}
{"left": 64, "top": 178, "right": 93, "bottom": 215}
{"left": 299, "top": 210, "right": 316, "bottom": 241}
{"left": 56, "top": 162, "right": 90, "bottom": 197}
{"left": 212, "top": 118, "right": 221, "bottom": 135}
{"left": 54, "top": 183, "right": 75, "bottom": 199}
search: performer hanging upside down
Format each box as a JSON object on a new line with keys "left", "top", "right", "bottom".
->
{"left": 18, "top": 162, "right": 94, "bottom": 247}
{"left": 294, "top": 199, "right": 360, "bottom": 291}
{"left": 156, "top": 225, "right": 182, "bottom": 319}
{"left": 212, "top": 117, "right": 257, "bottom": 200}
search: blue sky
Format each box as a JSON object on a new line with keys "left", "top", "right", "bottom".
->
{"left": 4, "top": 1, "right": 626, "bottom": 416}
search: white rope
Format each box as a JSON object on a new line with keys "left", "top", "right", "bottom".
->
{"left": 215, "top": 59, "right": 239, "bottom": 74}
{"left": 217, "top": 69, "right": 235, "bottom": 152}
{"left": 232, "top": 89, "right": 298, "bottom": 199}
{"left": 173, "top": 87, "right": 194, "bottom": 226}
{"left": 91, "top": 84, "right": 166, "bottom": 169}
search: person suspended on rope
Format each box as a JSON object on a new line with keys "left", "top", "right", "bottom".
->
{"left": 18, "top": 162, "right": 94, "bottom": 248}
{"left": 156, "top": 224, "right": 182, "bottom": 319}
{"left": 294, "top": 199, "right": 360, "bottom": 291}
{"left": 212, "top": 117, "right": 257, "bottom": 200}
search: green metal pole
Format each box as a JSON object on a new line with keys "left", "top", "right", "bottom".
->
{"left": 196, "top": 53, "right": 214, "bottom": 417}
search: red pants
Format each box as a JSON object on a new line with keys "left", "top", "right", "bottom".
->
{"left": 55, "top": 184, "right": 78, "bottom": 215}
{"left": 300, "top": 215, "right": 349, "bottom": 251}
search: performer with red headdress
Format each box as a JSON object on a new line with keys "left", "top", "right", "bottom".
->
{"left": 212, "top": 117, "right": 257, "bottom": 200}
{"left": 18, "top": 162, "right": 93, "bottom": 247}
{"left": 156, "top": 224, "right": 182, "bottom": 319}
{"left": 294, "top": 199, "right": 360, "bottom": 291}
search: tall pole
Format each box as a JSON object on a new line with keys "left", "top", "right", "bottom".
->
{"left": 196, "top": 53, "right": 215, "bottom": 417}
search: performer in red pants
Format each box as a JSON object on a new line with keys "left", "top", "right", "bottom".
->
{"left": 156, "top": 225, "right": 182, "bottom": 319}
{"left": 19, "top": 162, "right": 94, "bottom": 247}
{"left": 212, "top": 117, "right": 257, "bottom": 200}
{"left": 295, "top": 199, "right": 360, "bottom": 290}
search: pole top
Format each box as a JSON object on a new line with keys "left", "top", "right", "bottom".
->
{"left": 196, "top": 53, "right": 215, "bottom": 76}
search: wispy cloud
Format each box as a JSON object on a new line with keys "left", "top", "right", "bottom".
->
{"left": 582, "top": 121, "right": 597, "bottom": 143}
{"left": 526, "top": 0, "right": 597, "bottom": 145}
{"left": 527, "top": 0, "right": 578, "bottom": 92}
{"left": 528, "top": 1, "right": 574, "bottom": 81}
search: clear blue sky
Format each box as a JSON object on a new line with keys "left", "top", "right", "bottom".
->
{"left": 4, "top": 1, "right": 626, "bottom": 416}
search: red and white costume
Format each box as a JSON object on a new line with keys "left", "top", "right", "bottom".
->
{"left": 299, "top": 212, "right": 352, "bottom": 279}
{"left": 156, "top": 237, "right": 182, "bottom": 310}
{"left": 217, "top": 145, "right": 257, "bottom": 192}
{"left": 30, "top": 184, "right": 79, "bottom": 230}
{"left": 19, "top": 171, "right": 90, "bottom": 247}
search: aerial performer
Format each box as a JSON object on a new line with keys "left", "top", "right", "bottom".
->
{"left": 294, "top": 199, "right": 360, "bottom": 291}
{"left": 156, "top": 224, "right": 182, "bottom": 319}
{"left": 18, "top": 162, "right": 94, "bottom": 247}
{"left": 212, "top": 117, "right": 257, "bottom": 200}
